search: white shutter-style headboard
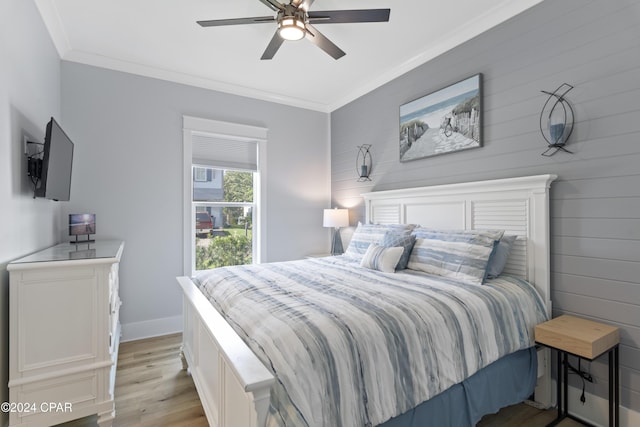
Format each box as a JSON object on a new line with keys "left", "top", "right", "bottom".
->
{"left": 362, "top": 174, "right": 557, "bottom": 314}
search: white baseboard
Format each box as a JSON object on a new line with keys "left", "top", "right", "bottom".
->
{"left": 558, "top": 383, "right": 639, "bottom": 427}
{"left": 121, "top": 315, "right": 182, "bottom": 342}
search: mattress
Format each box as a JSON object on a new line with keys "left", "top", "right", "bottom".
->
{"left": 193, "top": 255, "right": 548, "bottom": 427}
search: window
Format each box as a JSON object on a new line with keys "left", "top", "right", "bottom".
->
{"left": 183, "top": 116, "right": 267, "bottom": 275}
{"left": 193, "top": 167, "right": 255, "bottom": 270}
{"left": 194, "top": 167, "right": 216, "bottom": 182}
{"left": 194, "top": 167, "right": 207, "bottom": 182}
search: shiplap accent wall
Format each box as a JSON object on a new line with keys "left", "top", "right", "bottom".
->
{"left": 331, "top": 0, "right": 640, "bottom": 412}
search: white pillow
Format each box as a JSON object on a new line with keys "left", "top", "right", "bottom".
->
{"left": 360, "top": 244, "right": 404, "bottom": 273}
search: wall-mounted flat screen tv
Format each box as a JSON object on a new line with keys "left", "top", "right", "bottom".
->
{"left": 34, "top": 117, "right": 74, "bottom": 201}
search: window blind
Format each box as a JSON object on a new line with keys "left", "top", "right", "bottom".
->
{"left": 191, "top": 133, "right": 258, "bottom": 171}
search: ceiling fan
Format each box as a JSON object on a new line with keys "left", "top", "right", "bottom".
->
{"left": 197, "top": 0, "right": 390, "bottom": 60}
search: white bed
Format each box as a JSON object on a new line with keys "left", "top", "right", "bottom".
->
{"left": 176, "top": 173, "right": 557, "bottom": 427}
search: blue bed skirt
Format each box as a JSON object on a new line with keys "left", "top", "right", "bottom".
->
{"left": 380, "top": 347, "right": 538, "bottom": 427}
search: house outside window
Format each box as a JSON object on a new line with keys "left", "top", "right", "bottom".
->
{"left": 193, "top": 167, "right": 254, "bottom": 270}
{"left": 194, "top": 166, "right": 218, "bottom": 182}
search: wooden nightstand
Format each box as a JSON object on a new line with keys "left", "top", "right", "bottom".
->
{"left": 535, "top": 315, "right": 620, "bottom": 427}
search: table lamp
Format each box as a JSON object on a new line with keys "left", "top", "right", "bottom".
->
{"left": 323, "top": 208, "right": 349, "bottom": 255}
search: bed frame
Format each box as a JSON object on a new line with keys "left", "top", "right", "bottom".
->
{"left": 176, "top": 173, "right": 557, "bottom": 427}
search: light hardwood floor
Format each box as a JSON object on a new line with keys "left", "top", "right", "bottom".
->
{"left": 59, "top": 334, "right": 207, "bottom": 427}
{"left": 58, "top": 334, "right": 581, "bottom": 427}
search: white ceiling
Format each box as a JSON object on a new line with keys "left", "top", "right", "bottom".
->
{"left": 35, "top": 0, "right": 544, "bottom": 112}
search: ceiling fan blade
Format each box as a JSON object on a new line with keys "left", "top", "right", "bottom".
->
{"left": 305, "top": 24, "right": 346, "bottom": 60}
{"left": 258, "top": 0, "right": 284, "bottom": 12}
{"left": 261, "top": 31, "right": 285, "bottom": 60}
{"left": 197, "top": 16, "right": 276, "bottom": 27}
{"left": 308, "top": 9, "right": 390, "bottom": 24}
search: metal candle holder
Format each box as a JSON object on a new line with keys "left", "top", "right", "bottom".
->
{"left": 356, "top": 144, "right": 372, "bottom": 181}
{"left": 540, "top": 83, "right": 575, "bottom": 157}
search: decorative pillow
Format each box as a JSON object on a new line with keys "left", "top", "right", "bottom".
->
{"left": 360, "top": 244, "right": 404, "bottom": 273}
{"left": 412, "top": 227, "right": 504, "bottom": 241}
{"left": 344, "top": 222, "right": 416, "bottom": 260}
{"left": 407, "top": 230, "right": 501, "bottom": 286}
{"left": 381, "top": 232, "right": 416, "bottom": 270}
{"left": 486, "top": 234, "right": 518, "bottom": 278}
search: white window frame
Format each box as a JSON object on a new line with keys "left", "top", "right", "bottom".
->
{"left": 182, "top": 116, "right": 267, "bottom": 276}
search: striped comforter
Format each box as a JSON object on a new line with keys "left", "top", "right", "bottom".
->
{"left": 193, "top": 256, "right": 547, "bottom": 427}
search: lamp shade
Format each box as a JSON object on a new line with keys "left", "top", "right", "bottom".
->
{"left": 323, "top": 208, "right": 349, "bottom": 228}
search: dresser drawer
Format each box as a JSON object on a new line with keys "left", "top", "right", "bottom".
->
{"left": 9, "top": 370, "right": 99, "bottom": 427}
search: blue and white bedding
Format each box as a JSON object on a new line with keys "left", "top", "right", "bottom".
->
{"left": 193, "top": 256, "right": 548, "bottom": 427}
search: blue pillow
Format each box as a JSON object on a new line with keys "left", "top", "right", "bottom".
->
{"left": 486, "top": 235, "right": 517, "bottom": 278}
{"left": 381, "top": 232, "right": 416, "bottom": 270}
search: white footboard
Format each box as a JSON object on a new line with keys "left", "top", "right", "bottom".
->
{"left": 177, "top": 276, "right": 274, "bottom": 427}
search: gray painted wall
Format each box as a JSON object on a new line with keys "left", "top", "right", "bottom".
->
{"left": 331, "top": 0, "right": 640, "bottom": 413}
{"left": 60, "top": 62, "right": 330, "bottom": 339}
{"left": 0, "top": 0, "right": 63, "bottom": 424}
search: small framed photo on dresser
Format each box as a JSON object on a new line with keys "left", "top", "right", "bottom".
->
{"left": 69, "top": 213, "right": 96, "bottom": 243}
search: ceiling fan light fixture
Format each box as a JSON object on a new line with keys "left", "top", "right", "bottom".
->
{"left": 278, "top": 17, "right": 305, "bottom": 41}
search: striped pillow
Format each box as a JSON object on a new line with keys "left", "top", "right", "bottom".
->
{"left": 381, "top": 232, "right": 416, "bottom": 270}
{"left": 412, "top": 227, "right": 504, "bottom": 241}
{"left": 407, "top": 230, "right": 502, "bottom": 285}
{"left": 344, "top": 223, "right": 416, "bottom": 260}
{"left": 360, "top": 244, "right": 404, "bottom": 273}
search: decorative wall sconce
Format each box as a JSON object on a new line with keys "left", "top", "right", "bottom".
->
{"left": 540, "top": 83, "right": 575, "bottom": 156}
{"left": 356, "top": 144, "right": 372, "bottom": 181}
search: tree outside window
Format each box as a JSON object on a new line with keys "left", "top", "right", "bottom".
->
{"left": 194, "top": 168, "right": 254, "bottom": 270}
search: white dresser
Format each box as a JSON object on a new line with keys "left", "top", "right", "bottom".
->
{"left": 7, "top": 240, "right": 124, "bottom": 427}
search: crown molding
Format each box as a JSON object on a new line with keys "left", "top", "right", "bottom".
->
{"left": 35, "top": 0, "right": 544, "bottom": 113}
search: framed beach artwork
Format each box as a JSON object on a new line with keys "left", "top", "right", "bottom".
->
{"left": 400, "top": 74, "right": 482, "bottom": 162}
